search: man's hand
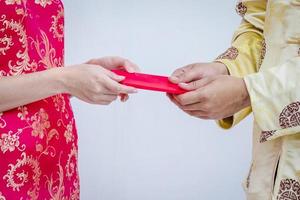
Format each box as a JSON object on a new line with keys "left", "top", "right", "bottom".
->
{"left": 169, "top": 62, "right": 229, "bottom": 84}
{"left": 168, "top": 75, "right": 251, "bottom": 120}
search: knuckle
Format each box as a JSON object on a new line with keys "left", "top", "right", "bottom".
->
{"left": 192, "top": 81, "right": 198, "bottom": 88}
{"left": 189, "top": 64, "right": 197, "bottom": 70}
{"left": 201, "top": 92, "right": 209, "bottom": 101}
{"left": 105, "top": 101, "right": 112, "bottom": 105}
{"left": 177, "top": 97, "right": 186, "bottom": 105}
{"left": 112, "top": 96, "right": 118, "bottom": 101}
{"left": 101, "top": 101, "right": 110, "bottom": 105}
{"left": 203, "top": 103, "right": 211, "bottom": 110}
{"left": 207, "top": 112, "right": 216, "bottom": 119}
{"left": 186, "top": 111, "right": 194, "bottom": 117}
{"left": 90, "top": 95, "right": 99, "bottom": 102}
{"left": 116, "top": 85, "right": 122, "bottom": 93}
{"left": 93, "top": 85, "right": 102, "bottom": 93}
{"left": 87, "top": 58, "right": 96, "bottom": 64}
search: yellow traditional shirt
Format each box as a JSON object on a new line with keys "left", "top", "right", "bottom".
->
{"left": 216, "top": 0, "right": 300, "bottom": 199}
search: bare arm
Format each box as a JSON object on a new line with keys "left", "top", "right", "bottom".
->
{"left": 0, "top": 57, "right": 139, "bottom": 113}
{"left": 0, "top": 67, "right": 65, "bottom": 112}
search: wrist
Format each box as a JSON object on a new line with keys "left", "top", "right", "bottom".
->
{"left": 48, "top": 67, "right": 71, "bottom": 94}
{"left": 239, "top": 78, "right": 251, "bottom": 109}
{"left": 214, "top": 62, "right": 229, "bottom": 75}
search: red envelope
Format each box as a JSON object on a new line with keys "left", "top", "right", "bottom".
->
{"left": 111, "top": 70, "right": 186, "bottom": 94}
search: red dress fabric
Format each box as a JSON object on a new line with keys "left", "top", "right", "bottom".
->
{"left": 0, "top": 0, "right": 79, "bottom": 199}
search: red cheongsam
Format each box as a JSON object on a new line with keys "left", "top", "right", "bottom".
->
{"left": 0, "top": 0, "right": 79, "bottom": 199}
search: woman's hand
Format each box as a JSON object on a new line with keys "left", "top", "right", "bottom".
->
{"left": 86, "top": 56, "right": 140, "bottom": 102}
{"left": 61, "top": 63, "right": 138, "bottom": 105}
{"left": 86, "top": 56, "right": 140, "bottom": 73}
{"left": 0, "top": 57, "right": 139, "bottom": 112}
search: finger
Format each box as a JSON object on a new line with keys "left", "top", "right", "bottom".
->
{"left": 186, "top": 111, "right": 210, "bottom": 119}
{"left": 168, "top": 94, "right": 194, "bottom": 115}
{"left": 167, "top": 93, "right": 209, "bottom": 119}
{"left": 173, "top": 89, "right": 205, "bottom": 106}
{"left": 89, "top": 94, "right": 118, "bottom": 104}
{"left": 167, "top": 93, "right": 182, "bottom": 107}
{"left": 84, "top": 99, "right": 112, "bottom": 105}
{"left": 104, "top": 77, "right": 138, "bottom": 94}
{"left": 98, "top": 94, "right": 118, "bottom": 102}
{"left": 178, "top": 77, "right": 213, "bottom": 91}
{"left": 100, "top": 57, "right": 140, "bottom": 73}
{"left": 181, "top": 102, "right": 206, "bottom": 111}
{"left": 121, "top": 59, "right": 140, "bottom": 73}
{"left": 170, "top": 95, "right": 180, "bottom": 107}
{"left": 119, "top": 94, "right": 129, "bottom": 102}
{"left": 103, "top": 68, "right": 126, "bottom": 82}
{"left": 98, "top": 101, "right": 113, "bottom": 105}
{"left": 169, "top": 64, "right": 202, "bottom": 84}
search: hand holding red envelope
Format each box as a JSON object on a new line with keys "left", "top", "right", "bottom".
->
{"left": 111, "top": 69, "right": 187, "bottom": 94}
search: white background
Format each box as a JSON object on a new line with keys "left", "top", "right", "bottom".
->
{"left": 64, "top": 0, "right": 253, "bottom": 199}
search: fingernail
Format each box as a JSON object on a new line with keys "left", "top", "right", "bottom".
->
{"left": 117, "top": 76, "right": 125, "bottom": 81}
{"left": 130, "top": 89, "right": 138, "bottom": 93}
{"left": 179, "top": 83, "right": 188, "bottom": 88}
{"left": 169, "top": 76, "right": 179, "bottom": 83}
{"left": 126, "top": 67, "right": 134, "bottom": 73}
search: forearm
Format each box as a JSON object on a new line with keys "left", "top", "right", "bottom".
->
{"left": 0, "top": 67, "right": 66, "bottom": 112}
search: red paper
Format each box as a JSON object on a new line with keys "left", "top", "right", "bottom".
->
{"left": 111, "top": 70, "right": 186, "bottom": 94}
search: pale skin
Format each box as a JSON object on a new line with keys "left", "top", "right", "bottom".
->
{"left": 168, "top": 62, "right": 251, "bottom": 120}
{"left": 0, "top": 56, "right": 139, "bottom": 113}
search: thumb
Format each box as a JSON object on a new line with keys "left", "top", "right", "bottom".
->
{"left": 169, "top": 64, "right": 202, "bottom": 84}
{"left": 106, "top": 70, "right": 126, "bottom": 82}
{"left": 178, "top": 77, "right": 213, "bottom": 91}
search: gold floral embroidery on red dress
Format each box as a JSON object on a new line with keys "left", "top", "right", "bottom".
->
{"left": 30, "top": 30, "right": 63, "bottom": 69}
{"left": 65, "top": 144, "right": 78, "bottom": 180}
{"left": 52, "top": 94, "right": 69, "bottom": 119}
{"left": 45, "top": 153, "right": 68, "bottom": 200}
{"left": 4, "top": 0, "right": 22, "bottom": 5}
{"left": 0, "top": 129, "right": 26, "bottom": 153}
{"left": 31, "top": 108, "right": 50, "bottom": 139}
{"left": 17, "top": 106, "right": 60, "bottom": 159}
{"left": 0, "top": 15, "right": 37, "bottom": 75}
{"left": 64, "top": 120, "right": 75, "bottom": 144}
{"left": 0, "top": 113, "right": 6, "bottom": 128}
{"left": 0, "top": 192, "right": 6, "bottom": 200}
{"left": 0, "top": 1, "right": 78, "bottom": 198}
{"left": 50, "top": 5, "right": 64, "bottom": 42}
{"left": 70, "top": 180, "right": 80, "bottom": 200}
{"left": 34, "top": 0, "right": 52, "bottom": 7}
{"left": 17, "top": 106, "right": 28, "bottom": 120}
{"left": 0, "top": 34, "right": 13, "bottom": 56}
{"left": 0, "top": 110, "right": 26, "bottom": 153}
{"left": 3, "top": 152, "right": 41, "bottom": 200}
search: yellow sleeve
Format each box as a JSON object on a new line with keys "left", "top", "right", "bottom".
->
{"left": 215, "top": 0, "right": 267, "bottom": 129}
{"left": 244, "top": 57, "right": 300, "bottom": 142}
